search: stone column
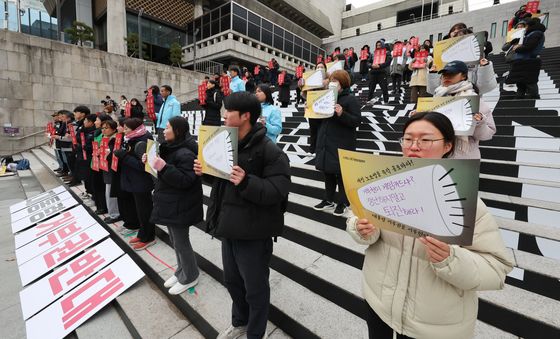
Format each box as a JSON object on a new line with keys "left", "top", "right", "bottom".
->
{"left": 107, "top": 0, "right": 127, "bottom": 56}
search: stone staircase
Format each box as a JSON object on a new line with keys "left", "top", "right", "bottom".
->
{"left": 4, "top": 47, "right": 560, "bottom": 338}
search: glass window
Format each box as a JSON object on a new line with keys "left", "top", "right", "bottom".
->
{"left": 261, "top": 29, "right": 272, "bottom": 46}
{"left": 221, "top": 3, "right": 231, "bottom": 16}
{"left": 302, "top": 40, "right": 310, "bottom": 50}
{"left": 30, "top": 8, "right": 41, "bottom": 36}
{"left": 202, "top": 13, "right": 210, "bottom": 26}
{"left": 211, "top": 9, "right": 220, "bottom": 21}
{"left": 248, "top": 22, "right": 260, "bottom": 40}
{"left": 501, "top": 20, "right": 508, "bottom": 37}
{"left": 273, "top": 25, "right": 284, "bottom": 37}
{"left": 233, "top": 15, "right": 247, "bottom": 35}
{"left": 294, "top": 36, "right": 302, "bottom": 46}
{"left": 310, "top": 52, "right": 317, "bottom": 64}
{"left": 203, "top": 22, "right": 210, "bottom": 39}
{"left": 273, "top": 34, "right": 283, "bottom": 50}
{"left": 294, "top": 44, "right": 302, "bottom": 58}
{"left": 211, "top": 19, "right": 220, "bottom": 36}
{"left": 302, "top": 48, "right": 310, "bottom": 62}
{"left": 233, "top": 3, "right": 247, "bottom": 18}
{"left": 437, "top": 32, "right": 442, "bottom": 41}
{"left": 248, "top": 12, "right": 260, "bottom": 25}
{"left": 284, "top": 40, "right": 293, "bottom": 54}
{"left": 21, "top": 8, "right": 30, "bottom": 34}
{"left": 490, "top": 22, "right": 497, "bottom": 39}
{"left": 221, "top": 15, "right": 230, "bottom": 31}
{"left": 284, "top": 31, "right": 293, "bottom": 44}
{"left": 262, "top": 19, "right": 272, "bottom": 31}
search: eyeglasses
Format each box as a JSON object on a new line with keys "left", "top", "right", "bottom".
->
{"left": 399, "top": 137, "right": 445, "bottom": 149}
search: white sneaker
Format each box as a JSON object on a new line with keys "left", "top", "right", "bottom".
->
{"left": 216, "top": 325, "right": 248, "bottom": 339}
{"left": 168, "top": 278, "right": 199, "bottom": 295}
{"left": 164, "top": 275, "right": 178, "bottom": 288}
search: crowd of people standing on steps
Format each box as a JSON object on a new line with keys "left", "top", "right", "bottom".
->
{"left": 43, "top": 12, "right": 545, "bottom": 337}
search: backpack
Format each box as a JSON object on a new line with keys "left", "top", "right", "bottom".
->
{"left": 15, "top": 158, "right": 30, "bottom": 170}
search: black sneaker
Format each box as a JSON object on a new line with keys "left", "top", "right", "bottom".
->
{"left": 313, "top": 200, "right": 335, "bottom": 210}
{"left": 104, "top": 216, "right": 122, "bottom": 223}
{"left": 333, "top": 204, "right": 347, "bottom": 216}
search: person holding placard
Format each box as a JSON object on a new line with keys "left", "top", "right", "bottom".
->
{"left": 80, "top": 114, "right": 97, "bottom": 198}
{"left": 203, "top": 80, "right": 223, "bottom": 126}
{"left": 277, "top": 70, "right": 292, "bottom": 107}
{"left": 303, "top": 62, "right": 328, "bottom": 154}
{"left": 113, "top": 118, "right": 157, "bottom": 250}
{"left": 256, "top": 84, "right": 282, "bottom": 143}
{"left": 143, "top": 116, "right": 203, "bottom": 295}
{"left": 90, "top": 114, "right": 111, "bottom": 215}
{"left": 194, "top": 92, "right": 290, "bottom": 339}
{"left": 314, "top": 70, "right": 361, "bottom": 216}
{"left": 347, "top": 111, "right": 513, "bottom": 339}
{"left": 429, "top": 27, "right": 497, "bottom": 96}
{"left": 269, "top": 58, "right": 280, "bottom": 86}
{"left": 367, "top": 41, "right": 391, "bottom": 104}
{"left": 433, "top": 61, "right": 495, "bottom": 159}
{"left": 100, "top": 119, "right": 121, "bottom": 224}
{"left": 390, "top": 41, "right": 407, "bottom": 95}
{"left": 408, "top": 44, "right": 433, "bottom": 103}
{"left": 359, "top": 45, "right": 371, "bottom": 82}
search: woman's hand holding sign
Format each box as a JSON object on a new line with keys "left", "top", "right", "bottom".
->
{"left": 356, "top": 219, "right": 377, "bottom": 238}
{"left": 419, "top": 236, "right": 451, "bottom": 263}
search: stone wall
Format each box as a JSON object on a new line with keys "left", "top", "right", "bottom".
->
{"left": 0, "top": 30, "right": 205, "bottom": 153}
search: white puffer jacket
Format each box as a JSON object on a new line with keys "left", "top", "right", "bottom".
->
{"left": 347, "top": 198, "right": 513, "bottom": 339}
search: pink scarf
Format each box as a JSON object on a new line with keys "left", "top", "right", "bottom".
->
{"left": 124, "top": 124, "right": 147, "bottom": 141}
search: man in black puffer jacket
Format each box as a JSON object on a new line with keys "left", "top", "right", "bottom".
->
{"left": 194, "top": 92, "right": 290, "bottom": 339}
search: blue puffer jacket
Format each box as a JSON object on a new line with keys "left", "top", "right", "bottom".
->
{"left": 156, "top": 95, "right": 181, "bottom": 129}
{"left": 513, "top": 22, "right": 546, "bottom": 60}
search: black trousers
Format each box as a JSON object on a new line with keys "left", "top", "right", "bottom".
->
{"left": 308, "top": 119, "right": 321, "bottom": 154}
{"left": 367, "top": 305, "right": 414, "bottom": 339}
{"left": 295, "top": 87, "right": 304, "bottom": 104}
{"left": 91, "top": 169, "right": 107, "bottom": 212}
{"left": 391, "top": 74, "right": 402, "bottom": 94}
{"left": 132, "top": 191, "right": 156, "bottom": 242}
{"left": 324, "top": 172, "right": 348, "bottom": 205}
{"left": 368, "top": 72, "right": 389, "bottom": 102}
{"left": 117, "top": 190, "right": 139, "bottom": 229}
{"left": 516, "top": 82, "right": 539, "bottom": 98}
{"left": 222, "top": 238, "right": 273, "bottom": 339}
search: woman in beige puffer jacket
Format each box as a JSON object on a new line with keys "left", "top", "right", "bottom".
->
{"left": 347, "top": 112, "right": 513, "bottom": 339}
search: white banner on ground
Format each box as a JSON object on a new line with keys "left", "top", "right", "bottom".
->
{"left": 16, "top": 209, "right": 100, "bottom": 266}
{"left": 11, "top": 191, "right": 75, "bottom": 223}
{"left": 14, "top": 206, "right": 96, "bottom": 249}
{"left": 19, "top": 239, "right": 124, "bottom": 320}
{"left": 11, "top": 195, "right": 79, "bottom": 234}
{"left": 10, "top": 186, "right": 67, "bottom": 214}
{"left": 25, "top": 255, "right": 144, "bottom": 339}
{"left": 18, "top": 224, "right": 109, "bottom": 287}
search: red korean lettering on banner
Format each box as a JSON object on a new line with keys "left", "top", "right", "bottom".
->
{"left": 80, "top": 132, "right": 87, "bottom": 159}
{"left": 392, "top": 43, "right": 404, "bottom": 57}
{"left": 60, "top": 268, "right": 124, "bottom": 330}
{"left": 111, "top": 133, "right": 122, "bottom": 172}
{"left": 410, "top": 37, "right": 419, "bottom": 48}
{"left": 526, "top": 1, "right": 539, "bottom": 13}
{"left": 198, "top": 84, "right": 207, "bottom": 105}
{"left": 278, "top": 73, "right": 285, "bottom": 85}
{"left": 99, "top": 137, "right": 109, "bottom": 172}
{"left": 35, "top": 211, "right": 74, "bottom": 238}
{"left": 412, "top": 50, "right": 429, "bottom": 69}
{"left": 268, "top": 60, "right": 274, "bottom": 69}
{"left": 373, "top": 48, "right": 386, "bottom": 65}
{"left": 68, "top": 123, "right": 77, "bottom": 147}
{"left": 38, "top": 222, "right": 82, "bottom": 249}
{"left": 42, "top": 232, "right": 94, "bottom": 269}
{"left": 360, "top": 49, "right": 368, "bottom": 60}
{"left": 220, "top": 75, "right": 231, "bottom": 96}
{"left": 296, "top": 66, "right": 304, "bottom": 79}
{"left": 48, "top": 250, "right": 105, "bottom": 295}
{"left": 124, "top": 102, "right": 131, "bottom": 118}
{"left": 91, "top": 143, "right": 99, "bottom": 172}
{"left": 146, "top": 88, "right": 156, "bottom": 121}
{"left": 254, "top": 65, "right": 260, "bottom": 75}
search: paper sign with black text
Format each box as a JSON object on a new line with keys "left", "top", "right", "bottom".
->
{"left": 10, "top": 186, "right": 66, "bottom": 213}
{"left": 434, "top": 32, "right": 486, "bottom": 70}
{"left": 339, "top": 150, "right": 479, "bottom": 245}
{"left": 302, "top": 69, "right": 325, "bottom": 91}
{"left": 12, "top": 194, "right": 79, "bottom": 234}
{"left": 304, "top": 88, "right": 338, "bottom": 119}
{"left": 416, "top": 96, "right": 480, "bottom": 136}
{"left": 198, "top": 126, "right": 238, "bottom": 180}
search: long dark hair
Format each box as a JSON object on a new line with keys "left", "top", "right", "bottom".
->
{"left": 167, "top": 116, "right": 190, "bottom": 143}
{"left": 257, "top": 84, "right": 274, "bottom": 105}
{"left": 403, "top": 112, "right": 455, "bottom": 158}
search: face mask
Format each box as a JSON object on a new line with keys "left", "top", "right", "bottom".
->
{"left": 328, "top": 82, "right": 340, "bottom": 91}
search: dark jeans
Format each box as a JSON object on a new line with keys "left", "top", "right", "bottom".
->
{"left": 168, "top": 225, "right": 199, "bottom": 285}
{"left": 516, "top": 82, "right": 539, "bottom": 98}
{"left": 118, "top": 190, "right": 139, "bottom": 229}
{"left": 366, "top": 305, "right": 414, "bottom": 339}
{"left": 368, "top": 72, "right": 389, "bottom": 102}
{"left": 222, "top": 238, "right": 273, "bottom": 339}
{"left": 391, "top": 74, "right": 402, "bottom": 94}
{"left": 132, "top": 191, "right": 156, "bottom": 242}
{"left": 324, "top": 172, "right": 348, "bottom": 206}
{"left": 410, "top": 86, "right": 427, "bottom": 104}
{"left": 91, "top": 169, "right": 107, "bottom": 212}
